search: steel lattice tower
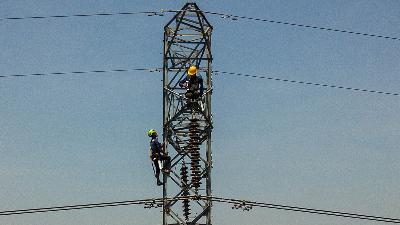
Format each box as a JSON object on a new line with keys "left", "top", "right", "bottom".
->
{"left": 162, "top": 3, "right": 213, "bottom": 225}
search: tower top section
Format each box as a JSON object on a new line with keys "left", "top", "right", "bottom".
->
{"left": 164, "top": 2, "right": 213, "bottom": 35}
{"left": 163, "top": 2, "right": 213, "bottom": 70}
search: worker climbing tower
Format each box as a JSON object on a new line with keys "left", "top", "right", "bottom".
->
{"left": 162, "top": 3, "right": 213, "bottom": 225}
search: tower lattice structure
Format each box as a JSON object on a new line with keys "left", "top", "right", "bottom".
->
{"left": 162, "top": 3, "right": 213, "bottom": 225}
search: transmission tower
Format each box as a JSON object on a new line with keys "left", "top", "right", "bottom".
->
{"left": 162, "top": 3, "right": 213, "bottom": 225}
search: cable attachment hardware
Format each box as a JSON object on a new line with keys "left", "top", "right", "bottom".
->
{"left": 231, "top": 201, "right": 253, "bottom": 211}
{"left": 144, "top": 200, "right": 163, "bottom": 209}
{"left": 149, "top": 68, "right": 162, "bottom": 73}
{"left": 220, "top": 14, "right": 238, "bottom": 21}
{"left": 146, "top": 11, "right": 164, "bottom": 17}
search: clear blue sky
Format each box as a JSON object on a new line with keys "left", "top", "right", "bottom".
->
{"left": 1, "top": 0, "right": 399, "bottom": 224}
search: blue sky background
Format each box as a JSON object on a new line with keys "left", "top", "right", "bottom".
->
{"left": 1, "top": 0, "right": 399, "bottom": 224}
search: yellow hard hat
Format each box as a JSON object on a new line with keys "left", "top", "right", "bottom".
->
{"left": 148, "top": 129, "right": 157, "bottom": 137}
{"left": 187, "top": 66, "right": 197, "bottom": 76}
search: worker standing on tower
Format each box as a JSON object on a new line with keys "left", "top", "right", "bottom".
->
{"left": 148, "top": 129, "right": 171, "bottom": 186}
{"left": 179, "top": 65, "right": 204, "bottom": 100}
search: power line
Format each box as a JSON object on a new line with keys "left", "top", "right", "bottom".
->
{"left": 1, "top": 196, "right": 399, "bottom": 223}
{"left": 213, "top": 70, "right": 399, "bottom": 96}
{"left": 0, "top": 11, "right": 164, "bottom": 21}
{"left": 200, "top": 11, "right": 400, "bottom": 42}
{"left": 163, "top": 9, "right": 399, "bottom": 41}
{"left": 0, "top": 68, "right": 160, "bottom": 79}
{"left": 1, "top": 8, "right": 398, "bottom": 43}
{"left": 211, "top": 196, "right": 400, "bottom": 224}
{"left": 0, "top": 196, "right": 196, "bottom": 216}
{"left": 1, "top": 68, "right": 398, "bottom": 97}
{"left": 0, "top": 197, "right": 167, "bottom": 216}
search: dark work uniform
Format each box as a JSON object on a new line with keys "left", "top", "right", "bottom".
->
{"left": 179, "top": 75, "right": 204, "bottom": 99}
{"left": 150, "top": 137, "right": 171, "bottom": 183}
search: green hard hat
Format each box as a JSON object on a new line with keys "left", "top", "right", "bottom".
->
{"left": 148, "top": 129, "right": 157, "bottom": 137}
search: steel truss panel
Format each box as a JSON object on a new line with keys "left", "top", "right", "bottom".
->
{"left": 163, "top": 3, "right": 213, "bottom": 225}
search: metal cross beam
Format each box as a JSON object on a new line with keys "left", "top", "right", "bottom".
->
{"left": 162, "top": 3, "right": 213, "bottom": 225}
